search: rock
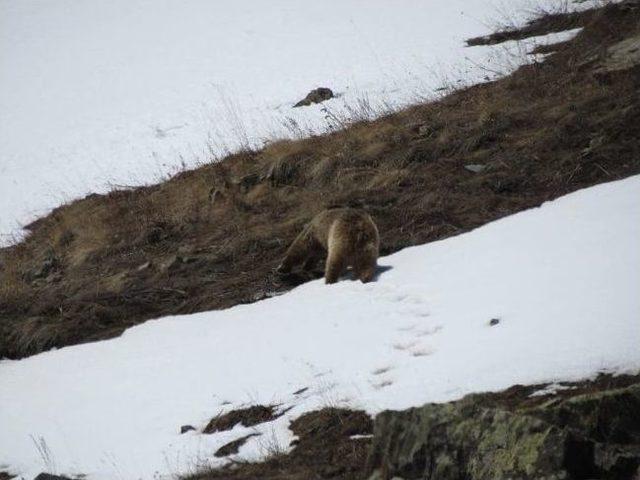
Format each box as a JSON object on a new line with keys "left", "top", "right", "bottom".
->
{"left": 180, "top": 425, "right": 196, "bottom": 434}
{"left": 367, "top": 380, "right": 640, "bottom": 480}
{"left": 464, "top": 164, "right": 487, "bottom": 173}
{"left": 293, "top": 87, "right": 334, "bottom": 107}
{"left": 137, "top": 261, "right": 152, "bottom": 272}
{"left": 34, "top": 474, "right": 73, "bottom": 480}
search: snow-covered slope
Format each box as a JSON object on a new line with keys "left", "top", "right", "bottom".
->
{"left": 0, "top": 0, "right": 586, "bottom": 243}
{"left": 1, "top": 176, "right": 639, "bottom": 480}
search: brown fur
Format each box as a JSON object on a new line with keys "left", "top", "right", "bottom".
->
{"left": 277, "top": 208, "right": 379, "bottom": 284}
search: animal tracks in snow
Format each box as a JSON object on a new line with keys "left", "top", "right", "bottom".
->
{"left": 416, "top": 325, "right": 443, "bottom": 337}
{"left": 371, "top": 366, "right": 394, "bottom": 376}
{"left": 392, "top": 340, "right": 420, "bottom": 351}
{"left": 410, "top": 347, "right": 435, "bottom": 357}
{"left": 362, "top": 283, "right": 444, "bottom": 361}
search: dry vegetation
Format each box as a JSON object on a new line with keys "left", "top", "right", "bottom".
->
{"left": 1, "top": 2, "right": 640, "bottom": 359}
{"left": 187, "top": 408, "right": 373, "bottom": 480}
{"left": 184, "top": 373, "right": 640, "bottom": 480}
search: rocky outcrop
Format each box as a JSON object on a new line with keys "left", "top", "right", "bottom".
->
{"left": 368, "top": 378, "right": 640, "bottom": 480}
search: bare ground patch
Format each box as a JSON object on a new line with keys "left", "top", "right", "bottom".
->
{"left": 187, "top": 408, "right": 373, "bottom": 480}
{"left": 214, "top": 433, "right": 262, "bottom": 458}
{"left": 203, "top": 405, "right": 285, "bottom": 434}
{"left": 187, "top": 374, "right": 640, "bottom": 479}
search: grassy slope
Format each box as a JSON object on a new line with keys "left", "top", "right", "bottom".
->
{"left": 1, "top": 2, "right": 639, "bottom": 360}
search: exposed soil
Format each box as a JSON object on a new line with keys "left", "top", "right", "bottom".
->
{"left": 188, "top": 408, "right": 373, "bottom": 480}
{"left": 1, "top": 2, "right": 639, "bottom": 360}
{"left": 466, "top": 7, "right": 597, "bottom": 46}
{"left": 471, "top": 371, "right": 640, "bottom": 410}
{"left": 203, "top": 405, "right": 284, "bottom": 434}
{"left": 215, "top": 433, "right": 262, "bottom": 458}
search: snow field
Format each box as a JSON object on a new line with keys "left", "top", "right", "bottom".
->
{"left": 1, "top": 0, "right": 590, "bottom": 243}
{"left": 1, "top": 175, "right": 639, "bottom": 479}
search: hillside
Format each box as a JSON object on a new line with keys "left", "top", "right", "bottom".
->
{"left": 1, "top": 2, "right": 640, "bottom": 479}
{"left": 0, "top": 0, "right": 585, "bottom": 244}
{"left": 1, "top": 2, "right": 639, "bottom": 360}
{"left": 2, "top": 171, "right": 639, "bottom": 479}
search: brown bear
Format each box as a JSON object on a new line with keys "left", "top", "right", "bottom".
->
{"left": 276, "top": 208, "right": 379, "bottom": 284}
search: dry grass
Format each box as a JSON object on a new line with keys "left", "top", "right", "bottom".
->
{"left": 466, "top": 0, "right": 600, "bottom": 46}
{"left": 186, "top": 408, "right": 373, "bottom": 480}
{"left": 1, "top": 1, "right": 639, "bottom": 359}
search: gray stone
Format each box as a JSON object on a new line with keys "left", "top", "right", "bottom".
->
{"left": 464, "top": 164, "right": 487, "bottom": 173}
{"left": 293, "top": 87, "right": 334, "bottom": 107}
{"left": 137, "top": 261, "right": 152, "bottom": 272}
{"left": 367, "top": 382, "right": 640, "bottom": 479}
{"left": 180, "top": 425, "right": 196, "bottom": 434}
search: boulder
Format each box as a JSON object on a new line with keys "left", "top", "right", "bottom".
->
{"left": 180, "top": 424, "right": 196, "bottom": 434}
{"left": 293, "top": 87, "right": 334, "bottom": 107}
{"left": 368, "top": 380, "right": 640, "bottom": 479}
